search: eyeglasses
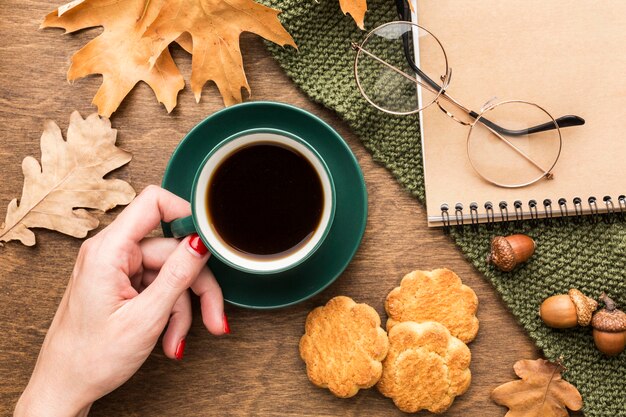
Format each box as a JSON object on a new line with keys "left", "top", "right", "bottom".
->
{"left": 351, "top": 0, "right": 585, "bottom": 188}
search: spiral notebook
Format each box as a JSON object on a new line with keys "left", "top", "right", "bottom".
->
{"left": 413, "top": 0, "right": 626, "bottom": 227}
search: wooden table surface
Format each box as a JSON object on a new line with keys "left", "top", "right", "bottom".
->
{"left": 0, "top": 2, "right": 544, "bottom": 416}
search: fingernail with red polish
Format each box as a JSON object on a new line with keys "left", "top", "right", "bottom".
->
{"left": 223, "top": 313, "right": 231, "bottom": 335}
{"left": 188, "top": 234, "right": 209, "bottom": 257}
{"left": 175, "top": 338, "right": 186, "bottom": 361}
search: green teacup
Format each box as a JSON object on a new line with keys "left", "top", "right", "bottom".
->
{"left": 170, "top": 128, "right": 336, "bottom": 275}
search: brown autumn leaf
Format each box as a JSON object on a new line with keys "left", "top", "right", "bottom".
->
{"left": 42, "top": 0, "right": 185, "bottom": 118}
{"left": 42, "top": 0, "right": 295, "bottom": 116}
{"left": 339, "top": 0, "right": 368, "bottom": 29}
{"left": 491, "top": 359, "right": 583, "bottom": 417}
{"left": 144, "top": 0, "right": 297, "bottom": 106}
{"left": 0, "top": 112, "right": 135, "bottom": 246}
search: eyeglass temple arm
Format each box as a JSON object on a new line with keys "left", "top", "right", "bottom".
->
{"left": 468, "top": 111, "right": 585, "bottom": 135}
{"left": 396, "top": 0, "right": 442, "bottom": 93}
{"left": 396, "top": 0, "right": 585, "bottom": 136}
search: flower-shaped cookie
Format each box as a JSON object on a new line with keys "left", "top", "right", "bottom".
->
{"left": 377, "top": 321, "right": 472, "bottom": 413}
{"left": 299, "top": 296, "right": 389, "bottom": 398}
{"left": 385, "top": 268, "right": 479, "bottom": 343}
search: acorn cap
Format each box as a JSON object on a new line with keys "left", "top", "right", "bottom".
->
{"left": 486, "top": 234, "right": 535, "bottom": 272}
{"left": 591, "top": 293, "right": 626, "bottom": 332}
{"left": 568, "top": 289, "right": 598, "bottom": 326}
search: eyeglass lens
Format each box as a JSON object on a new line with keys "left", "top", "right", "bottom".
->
{"left": 355, "top": 22, "right": 448, "bottom": 115}
{"left": 468, "top": 101, "right": 561, "bottom": 187}
{"left": 355, "top": 21, "right": 563, "bottom": 187}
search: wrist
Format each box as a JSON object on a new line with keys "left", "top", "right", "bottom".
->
{"left": 15, "top": 378, "right": 90, "bottom": 417}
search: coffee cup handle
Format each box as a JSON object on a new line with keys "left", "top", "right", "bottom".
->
{"left": 170, "top": 216, "right": 197, "bottom": 238}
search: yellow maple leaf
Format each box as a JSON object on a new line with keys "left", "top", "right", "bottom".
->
{"left": 42, "top": 0, "right": 185, "bottom": 118}
{"left": 144, "top": 0, "right": 296, "bottom": 106}
{"left": 0, "top": 112, "right": 135, "bottom": 246}
{"left": 339, "top": 0, "right": 368, "bottom": 29}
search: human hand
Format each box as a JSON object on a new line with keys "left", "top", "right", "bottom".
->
{"left": 14, "top": 186, "right": 229, "bottom": 417}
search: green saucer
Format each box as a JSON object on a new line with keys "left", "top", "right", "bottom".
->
{"left": 162, "top": 101, "right": 367, "bottom": 309}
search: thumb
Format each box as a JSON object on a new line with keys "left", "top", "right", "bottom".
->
{"left": 135, "top": 234, "right": 210, "bottom": 319}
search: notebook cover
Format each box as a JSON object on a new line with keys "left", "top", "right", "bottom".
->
{"left": 415, "top": 0, "right": 626, "bottom": 226}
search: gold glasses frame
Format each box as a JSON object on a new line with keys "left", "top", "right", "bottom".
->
{"left": 351, "top": 21, "right": 581, "bottom": 188}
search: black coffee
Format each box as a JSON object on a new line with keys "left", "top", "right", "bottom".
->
{"left": 207, "top": 143, "right": 324, "bottom": 258}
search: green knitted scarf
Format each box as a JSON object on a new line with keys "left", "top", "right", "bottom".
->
{"left": 260, "top": 0, "right": 626, "bottom": 416}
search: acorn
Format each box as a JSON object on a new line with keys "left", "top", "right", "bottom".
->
{"left": 591, "top": 293, "right": 626, "bottom": 356}
{"left": 486, "top": 234, "right": 536, "bottom": 272}
{"left": 539, "top": 289, "right": 598, "bottom": 328}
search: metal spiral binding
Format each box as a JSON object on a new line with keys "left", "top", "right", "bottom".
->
{"left": 441, "top": 204, "right": 451, "bottom": 230}
{"left": 603, "top": 196, "right": 615, "bottom": 223}
{"left": 619, "top": 195, "right": 626, "bottom": 219}
{"left": 440, "top": 203, "right": 466, "bottom": 229}
{"left": 543, "top": 199, "right": 553, "bottom": 225}
{"left": 484, "top": 202, "right": 495, "bottom": 228}
{"left": 604, "top": 196, "right": 615, "bottom": 214}
{"left": 469, "top": 202, "right": 479, "bottom": 229}
{"left": 455, "top": 203, "right": 464, "bottom": 228}
{"left": 558, "top": 198, "right": 569, "bottom": 217}
{"left": 558, "top": 198, "right": 569, "bottom": 225}
{"left": 439, "top": 194, "right": 626, "bottom": 228}
{"left": 573, "top": 197, "right": 583, "bottom": 222}
{"left": 528, "top": 200, "right": 539, "bottom": 222}
{"left": 499, "top": 201, "right": 509, "bottom": 222}
{"left": 514, "top": 200, "right": 523, "bottom": 221}
{"left": 588, "top": 196, "right": 599, "bottom": 223}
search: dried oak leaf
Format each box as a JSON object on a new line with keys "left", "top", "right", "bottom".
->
{"left": 0, "top": 112, "right": 135, "bottom": 246}
{"left": 42, "top": 0, "right": 185, "bottom": 118}
{"left": 41, "top": 0, "right": 185, "bottom": 117}
{"left": 491, "top": 359, "right": 583, "bottom": 417}
{"left": 42, "top": 0, "right": 295, "bottom": 115}
{"left": 339, "top": 0, "right": 367, "bottom": 29}
{"left": 144, "top": 0, "right": 296, "bottom": 106}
